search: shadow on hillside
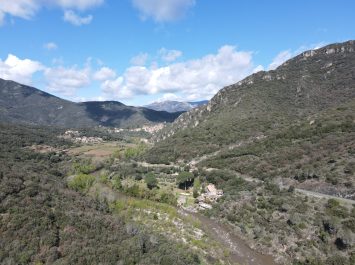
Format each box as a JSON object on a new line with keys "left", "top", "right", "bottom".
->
{"left": 83, "top": 102, "right": 136, "bottom": 126}
{"left": 141, "top": 108, "right": 184, "bottom": 123}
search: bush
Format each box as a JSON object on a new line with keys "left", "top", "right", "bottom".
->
{"left": 159, "top": 192, "right": 177, "bottom": 206}
{"left": 145, "top": 173, "right": 158, "bottom": 190}
{"left": 72, "top": 161, "right": 95, "bottom": 174}
{"left": 111, "top": 176, "right": 122, "bottom": 190}
{"left": 68, "top": 173, "right": 95, "bottom": 192}
{"left": 326, "top": 199, "right": 349, "bottom": 218}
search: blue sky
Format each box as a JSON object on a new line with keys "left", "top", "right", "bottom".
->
{"left": 0, "top": 0, "right": 354, "bottom": 106}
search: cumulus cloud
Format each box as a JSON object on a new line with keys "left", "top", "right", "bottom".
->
{"left": 93, "top": 67, "right": 116, "bottom": 81}
{"left": 100, "top": 45, "right": 256, "bottom": 101}
{"left": 130, "top": 53, "right": 149, "bottom": 66}
{"left": 63, "top": 10, "right": 93, "bottom": 26}
{"left": 159, "top": 48, "right": 182, "bottom": 62}
{"left": 0, "top": 54, "right": 43, "bottom": 85}
{"left": 268, "top": 50, "right": 292, "bottom": 70}
{"left": 132, "top": 0, "right": 195, "bottom": 22}
{"left": 155, "top": 93, "right": 181, "bottom": 102}
{"left": 253, "top": 65, "right": 264, "bottom": 73}
{"left": 0, "top": 0, "right": 103, "bottom": 25}
{"left": 268, "top": 42, "right": 327, "bottom": 70}
{"left": 44, "top": 42, "right": 58, "bottom": 50}
{"left": 44, "top": 65, "right": 91, "bottom": 96}
{"left": 0, "top": 0, "right": 40, "bottom": 20}
{"left": 53, "top": 0, "right": 104, "bottom": 11}
{"left": 101, "top": 77, "right": 133, "bottom": 99}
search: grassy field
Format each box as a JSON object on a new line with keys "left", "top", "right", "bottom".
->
{"left": 68, "top": 141, "right": 133, "bottom": 162}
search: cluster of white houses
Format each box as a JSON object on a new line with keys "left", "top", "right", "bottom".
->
{"left": 61, "top": 130, "right": 103, "bottom": 144}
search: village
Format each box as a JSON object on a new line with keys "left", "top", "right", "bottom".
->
{"left": 61, "top": 130, "right": 104, "bottom": 144}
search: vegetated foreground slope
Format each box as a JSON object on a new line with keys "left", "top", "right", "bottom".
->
{"left": 0, "top": 79, "right": 182, "bottom": 128}
{"left": 149, "top": 40, "right": 355, "bottom": 162}
{"left": 0, "top": 124, "right": 199, "bottom": 265}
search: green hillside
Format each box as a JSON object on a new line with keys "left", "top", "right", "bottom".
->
{"left": 0, "top": 124, "right": 199, "bottom": 265}
{"left": 143, "top": 41, "right": 355, "bottom": 264}
{"left": 0, "top": 79, "right": 182, "bottom": 128}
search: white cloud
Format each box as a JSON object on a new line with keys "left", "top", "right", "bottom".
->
{"left": 156, "top": 93, "right": 181, "bottom": 102}
{"left": 0, "top": 0, "right": 40, "bottom": 20}
{"left": 44, "top": 42, "right": 58, "bottom": 50}
{"left": 268, "top": 50, "right": 292, "bottom": 70}
{"left": 0, "top": 54, "right": 43, "bottom": 85}
{"left": 132, "top": 0, "right": 195, "bottom": 22}
{"left": 99, "top": 45, "right": 255, "bottom": 101}
{"left": 44, "top": 65, "right": 91, "bottom": 96}
{"left": 0, "top": 0, "right": 103, "bottom": 25}
{"left": 53, "top": 0, "right": 104, "bottom": 11}
{"left": 253, "top": 65, "right": 264, "bottom": 73}
{"left": 93, "top": 67, "right": 116, "bottom": 81}
{"left": 130, "top": 53, "right": 149, "bottom": 66}
{"left": 268, "top": 42, "right": 328, "bottom": 70}
{"left": 101, "top": 77, "right": 133, "bottom": 99}
{"left": 159, "top": 48, "right": 182, "bottom": 62}
{"left": 63, "top": 10, "right": 93, "bottom": 26}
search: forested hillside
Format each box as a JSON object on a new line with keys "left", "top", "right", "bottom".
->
{"left": 0, "top": 124, "right": 199, "bottom": 265}
{"left": 149, "top": 41, "right": 355, "bottom": 162}
{"left": 142, "top": 41, "right": 355, "bottom": 264}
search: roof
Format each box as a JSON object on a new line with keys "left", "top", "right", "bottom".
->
{"left": 206, "top": 184, "right": 217, "bottom": 194}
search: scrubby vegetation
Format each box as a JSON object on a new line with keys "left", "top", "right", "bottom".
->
{"left": 143, "top": 42, "right": 355, "bottom": 264}
{"left": 194, "top": 165, "right": 354, "bottom": 264}
{"left": 0, "top": 124, "right": 200, "bottom": 265}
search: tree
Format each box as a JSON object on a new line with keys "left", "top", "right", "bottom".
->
{"left": 193, "top": 177, "right": 201, "bottom": 198}
{"left": 145, "top": 172, "right": 158, "bottom": 190}
{"left": 177, "top": 171, "right": 194, "bottom": 190}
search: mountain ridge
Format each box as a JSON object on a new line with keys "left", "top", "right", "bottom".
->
{"left": 153, "top": 40, "right": 355, "bottom": 145}
{"left": 0, "top": 79, "right": 182, "bottom": 128}
{"left": 144, "top": 40, "right": 355, "bottom": 265}
{"left": 144, "top": 100, "right": 208, "bottom": 112}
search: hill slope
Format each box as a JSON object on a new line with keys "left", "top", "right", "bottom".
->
{"left": 145, "top": 40, "right": 355, "bottom": 264}
{"left": 0, "top": 124, "right": 200, "bottom": 264}
{"left": 149, "top": 40, "right": 355, "bottom": 161}
{"left": 0, "top": 79, "right": 181, "bottom": 128}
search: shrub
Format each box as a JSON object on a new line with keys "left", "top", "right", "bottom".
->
{"left": 326, "top": 199, "right": 349, "bottom": 218}
{"left": 159, "top": 192, "right": 177, "bottom": 206}
{"left": 145, "top": 173, "right": 158, "bottom": 190}
{"left": 112, "top": 176, "right": 122, "bottom": 190}
{"left": 68, "top": 173, "right": 95, "bottom": 192}
{"left": 72, "top": 161, "right": 95, "bottom": 174}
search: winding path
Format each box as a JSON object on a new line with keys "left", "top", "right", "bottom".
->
{"left": 295, "top": 188, "right": 355, "bottom": 205}
{"left": 184, "top": 210, "right": 278, "bottom": 265}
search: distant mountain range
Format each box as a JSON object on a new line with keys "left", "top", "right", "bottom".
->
{"left": 0, "top": 79, "right": 182, "bottom": 128}
{"left": 145, "top": 100, "right": 208, "bottom": 112}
